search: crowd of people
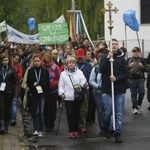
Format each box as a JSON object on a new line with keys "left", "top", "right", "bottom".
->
{"left": 0, "top": 34, "right": 149, "bottom": 143}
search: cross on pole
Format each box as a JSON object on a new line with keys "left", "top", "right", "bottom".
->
{"left": 102, "top": 1, "right": 119, "bottom": 132}
{"left": 102, "top": 1, "right": 119, "bottom": 35}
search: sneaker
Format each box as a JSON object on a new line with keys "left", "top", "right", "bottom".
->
{"left": 147, "top": 106, "right": 150, "bottom": 111}
{"left": 38, "top": 131, "right": 44, "bottom": 137}
{"left": 138, "top": 105, "right": 143, "bottom": 113}
{"left": 133, "top": 108, "right": 138, "bottom": 114}
{"left": 69, "top": 132, "right": 74, "bottom": 139}
{"left": 114, "top": 134, "right": 123, "bottom": 143}
{"left": 103, "top": 129, "right": 111, "bottom": 139}
{"left": 74, "top": 132, "right": 79, "bottom": 138}
{"left": 33, "top": 130, "right": 38, "bottom": 136}
{"left": 81, "top": 128, "right": 86, "bottom": 133}
{"left": 10, "top": 120, "right": 16, "bottom": 126}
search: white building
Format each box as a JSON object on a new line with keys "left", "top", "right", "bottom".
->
{"left": 104, "top": 0, "right": 150, "bottom": 57}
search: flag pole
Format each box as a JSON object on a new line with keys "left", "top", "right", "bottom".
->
{"left": 136, "top": 31, "right": 142, "bottom": 57}
{"left": 125, "top": 25, "right": 128, "bottom": 58}
{"left": 102, "top": 1, "right": 118, "bottom": 131}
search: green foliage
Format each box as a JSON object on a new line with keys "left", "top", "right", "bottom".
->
{"left": 0, "top": 0, "right": 104, "bottom": 40}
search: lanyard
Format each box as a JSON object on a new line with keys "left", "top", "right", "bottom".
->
{"left": 34, "top": 68, "right": 41, "bottom": 84}
{"left": 2, "top": 66, "right": 8, "bottom": 81}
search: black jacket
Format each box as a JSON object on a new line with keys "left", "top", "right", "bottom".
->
{"left": 100, "top": 53, "right": 129, "bottom": 95}
{"left": 27, "top": 66, "right": 50, "bottom": 96}
{"left": 0, "top": 65, "right": 18, "bottom": 98}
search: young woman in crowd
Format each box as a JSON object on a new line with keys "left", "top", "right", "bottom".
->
{"left": 0, "top": 53, "right": 18, "bottom": 134}
{"left": 26, "top": 54, "right": 50, "bottom": 137}
{"left": 10, "top": 52, "right": 23, "bottom": 126}
{"left": 42, "top": 53, "right": 61, "bottom": 131}
{"left": 58, "top": 56, "right": 88, "bottom": 139}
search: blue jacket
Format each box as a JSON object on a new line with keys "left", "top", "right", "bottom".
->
{"left": 89, "top": 65, "right": 102, "bottom": 94}
{"left": 100, "top": 53, "right": 129, "bottom": 95}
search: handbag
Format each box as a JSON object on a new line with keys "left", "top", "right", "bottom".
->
{"left": 68, "top": 75, "right": 85, "bottom": 103}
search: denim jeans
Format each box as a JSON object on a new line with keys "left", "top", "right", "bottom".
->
{"left": 93, "top": 93, "right": 102, "bottom": 130}
{"left": 101, "top": 93, "right": 125, "bottom": 135}
{"left": 30, "top": 93, "right": 45, "bottom": 132}
{"left": 11, "top": 100, "right": 17, "bottom": 120}
{"left": 128, "top": 79, "right": 145, "bottom": 109}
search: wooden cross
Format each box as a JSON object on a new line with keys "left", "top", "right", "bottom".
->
{"left": 102, "top": 1, "right": 119, "bottom": 34}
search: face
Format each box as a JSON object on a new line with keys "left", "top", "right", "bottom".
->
{"left": 83, "top": 39, "right": 89, "bottom": 46}
{"left": 67, "top": 61, "right": 76, "bottom": 69}
{"left": 18, "top": 49, "right": 24, "bottom": 56}
{"left": 77, "top": 56, "right": 84, "bottom": 63}
{"left": 65, "top": 46, "right": 71, "bottom": 55}
{"left": 112, "top": 40, "right": 119, "bottom": 53}
{"left": 33, "top": 57, "right": 41, "bottom": 67}
{"left": 2, "top": 57, "right": 9, "bottom": 66}
{"left": 85, "top": 51, "right": 92, "bottom": 61}
{"left": 132, "top": 51, "right": 140, "bottom": 57}
{"left": 12, "top": 56, "right": 19, "bottom": 64}
{"left": 51, "top": 52, "right": 58, "bottom": 59}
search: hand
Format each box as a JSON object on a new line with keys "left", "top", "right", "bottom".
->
{"left": 107, "top": 51, "right": 113, "bottom": 59}
{"left": 61, "top": 93, "right": 65, "bottom": 100}
{"left": 33, "top": 82, "right": 38, "bottom": 86}
{"left": 110, "top": 75, "right": 116, "bottom": 82}
{"left": 139, "top": 62, "right": 143, "bottom": 68}
{"left": 129, "top": 62, "right": 134, "bottom": 68}
{"left": 84, "top": 82, "right": 89, "bottom": 88}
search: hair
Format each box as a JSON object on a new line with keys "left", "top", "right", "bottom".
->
{"left": 42, "top": 53, "right": 52, "bottom": 64}
{"left": 0, "top": 52, "right": 13, "bottom": 67}
{"left": 51, "top": 49, "right": 58, "bottom": 54}
{"left": 65, "top": 56, "right": 76, "bottom": 65}
{"left": 30, "top": 53, "right": 42, "bottom": 67}
{"left": 112, "top": 38, "right": 118, "bottom": 42}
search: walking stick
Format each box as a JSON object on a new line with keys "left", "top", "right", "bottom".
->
{"left": 102, "top": 1, "right": 119, "bottom": 131}
{"left": 56, "top": 101, "right": 63, "bottom": 136}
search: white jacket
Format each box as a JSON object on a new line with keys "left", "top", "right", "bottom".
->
{"left": 58, "top": 67, "right": 87, "bottom": 101}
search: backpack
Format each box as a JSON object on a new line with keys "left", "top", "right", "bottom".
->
{"left": 129, "top": 58, "right": 142, "bottom": 77}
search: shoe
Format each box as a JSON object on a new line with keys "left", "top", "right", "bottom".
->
{"left": 138, "top": 105, "right": 143, "bottom": 113}
{"left": 81, "top": 128, "right": 86, "bottom": 133}
{"left": 45, "top": 127, "right": 50, "bottom": 132}
{"left": 115, "top": 134, "right": 123, "bottom": 143}
{"left": 133, "top": 108, "right": 138, "bottom": 114}
{"left": 99, "top": 130, "right": 104, "bottom": 137}
{"left": 103, "top": 129, "right": 111, "bottom": 139}
{"left": 38, "top": 131, "right": 44, "bottom": 137}
{"left": 69, "top": 132, "right": 74, "bottom": 139}
{"left": 11, "top": 120, "right": 16, "bottom": 126}
{"left": 74, "top": 132, "right": 79, "bottom": 138}
{"left": 33, "top": 130, "right": 38, "bottom": 136}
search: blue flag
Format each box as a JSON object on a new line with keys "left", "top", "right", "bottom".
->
{"left": 123, "top": 10, "right": 139, "bottom": 31}
{"left": 27, "top": 18, "right": 36, "bottom": 31}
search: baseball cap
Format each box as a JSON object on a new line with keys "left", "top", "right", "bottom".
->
{"left": 75, "top": 48, "right": 85, "bottom": 57}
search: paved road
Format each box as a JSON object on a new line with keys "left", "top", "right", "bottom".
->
{"left": 26, "top": 89, "right": 150, "bottom": 150}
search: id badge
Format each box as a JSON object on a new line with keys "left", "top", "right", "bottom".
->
{"left": 36, "top": 85, "right": 43, "bottom": 94}
{"left": 0, "top": 82, "right": 6, "bottom": 91}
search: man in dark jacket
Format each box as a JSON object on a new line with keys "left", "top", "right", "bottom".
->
{"left": 100, "top": 38, "right": 129, "bottom": 143}
{"left": 127, "top": 47, "right": 148, "bottom": 114}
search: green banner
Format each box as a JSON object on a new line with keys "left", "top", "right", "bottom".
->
{"left": 38, "top": 22, "right": 68, "bottom": 45}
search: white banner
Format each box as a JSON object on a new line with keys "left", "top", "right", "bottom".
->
{"left": 53, "top": 15, "right": 65, "bottom": 23}
{"left": 0, "top": 20, "right": 7, "bottom": 33}
{"left": 7, "top": 25, "right": 39, "bottom": 44}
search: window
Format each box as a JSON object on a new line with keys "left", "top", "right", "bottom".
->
{"left": 141, "top": 0, "right": 150, "bottom": 24}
